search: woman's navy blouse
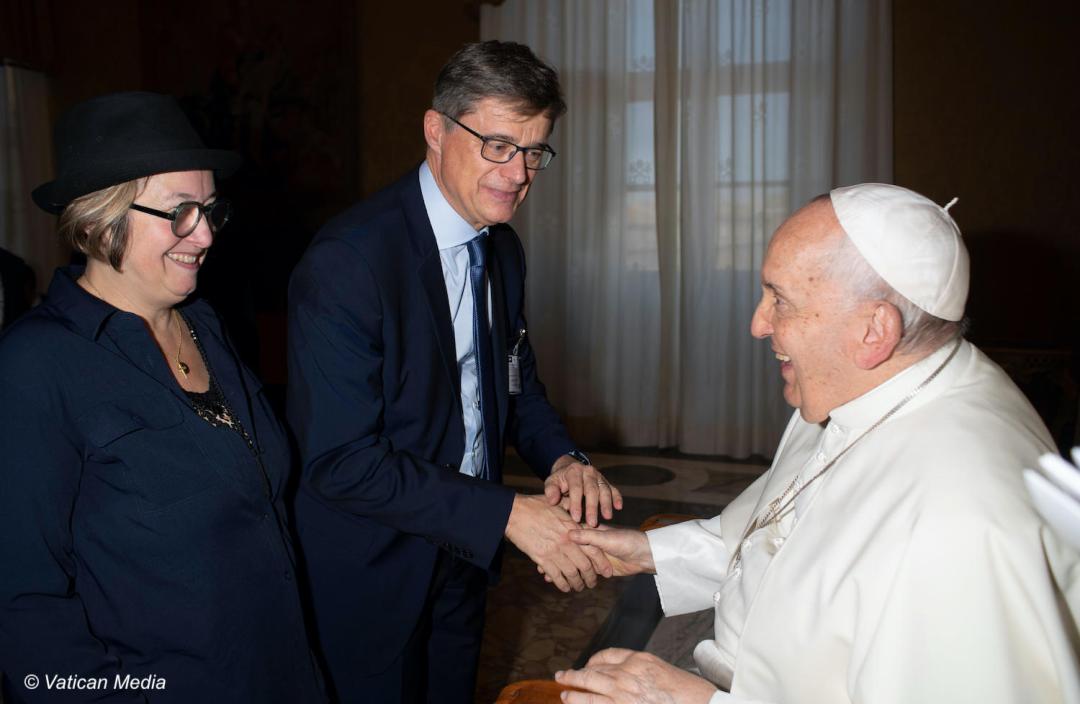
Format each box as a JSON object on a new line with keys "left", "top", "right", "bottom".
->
{"left": 0, "top": 267, "right": 324, "bottom": 703}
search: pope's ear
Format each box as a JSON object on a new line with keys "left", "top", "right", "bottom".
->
{"left": 854, "top": 301, "right": 903, "bottom": 369}
{"left": 423, "top": 110, "right": 445, "bottom": 153}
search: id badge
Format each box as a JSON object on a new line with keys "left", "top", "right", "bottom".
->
{"left": 508, "top": 327, "right": 526, "bottom": 395}
{"left": 508, "top": 354, "right": 522, "bottom": 395}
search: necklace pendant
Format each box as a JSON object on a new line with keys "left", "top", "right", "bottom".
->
{"left": 177, "top": 360, "right": 190, "bottom": 377}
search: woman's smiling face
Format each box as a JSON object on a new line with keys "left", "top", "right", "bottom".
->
{"left": 120, "top": 170, "right": 217, "bottom": 308}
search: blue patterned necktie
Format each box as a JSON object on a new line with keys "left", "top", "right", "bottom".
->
{"left": 466, "top": 233, "right": 500, "bottom": 481}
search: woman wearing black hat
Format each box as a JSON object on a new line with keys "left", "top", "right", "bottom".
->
{"left": 0, "top": 93, "right": 325, "bottom": 703}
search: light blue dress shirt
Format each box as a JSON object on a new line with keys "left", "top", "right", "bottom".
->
{"left": 419, "top": 161, "right": 491, "bottom": 478}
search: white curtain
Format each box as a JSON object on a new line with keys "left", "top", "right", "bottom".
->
{"left": 0, "top": 64, "right": 61, "bottom": 296}
{"left": 481, "top": 0, "right": 891, "bottom": 457}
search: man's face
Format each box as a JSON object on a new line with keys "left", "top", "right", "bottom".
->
{"left": 425, "top": 97, "right": 553, "bottom": 230}
{"left": 750, "top": 201, "right": 861, "bottom": 423}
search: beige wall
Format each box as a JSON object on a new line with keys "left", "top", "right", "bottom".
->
{"left": 894, "top": 0, "right": 1080, "bottom": 346}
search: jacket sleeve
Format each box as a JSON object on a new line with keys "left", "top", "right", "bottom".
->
{"left": 496, "top": 231, "right": 575, "bottom": 476}
{"left": 286, "top": 236, "right": 514, "bottom": 569}
{"left": 0, "top": 377, "right": 144, "bottom": 703}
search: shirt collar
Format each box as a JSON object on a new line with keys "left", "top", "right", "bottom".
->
{"left": 827, "top": 338, "right": 971, "bottom": 431}
{"left": 419, "top": 160, "right": 483, "bottom": 250}
{"left": 45, "top": 265, "right": 120, "bottom": 340}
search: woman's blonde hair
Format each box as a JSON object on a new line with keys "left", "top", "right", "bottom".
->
{"left": 57, "top": 178, "right": 145, "bottom": 270}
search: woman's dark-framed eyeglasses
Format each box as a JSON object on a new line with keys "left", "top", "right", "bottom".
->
{"left": 129, "top": 200, "right": 232, "bottom": 238}
{"left": 440, "top": 113, "right": 556, "bottom": 170}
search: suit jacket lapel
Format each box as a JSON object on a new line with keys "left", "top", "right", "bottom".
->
{"left": 400, "top": 169, "right": 461, "bottom": 400}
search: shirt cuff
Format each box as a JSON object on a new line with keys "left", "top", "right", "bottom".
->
{"left": 647, "top": 520, "right": 728, "bottom": 616}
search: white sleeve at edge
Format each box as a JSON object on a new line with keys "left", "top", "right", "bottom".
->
{"left": 647, "top": 515, "right": 731, "bottom": 616}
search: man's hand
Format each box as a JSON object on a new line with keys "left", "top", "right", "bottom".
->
{"left": 569, "top": 526, "right": 655, "bottom": 576}
{"left": 505, "top": 495, "right": 613, "bottom": 592}
{"left": 546, "top": 455, "right": 624, "bottom": 527}
{"left": 555, "top": 648, "right": 717, "bottom": 704}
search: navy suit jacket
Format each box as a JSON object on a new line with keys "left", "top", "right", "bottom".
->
{"left": 287, "top": 167, "right": 575, "bottom": 678}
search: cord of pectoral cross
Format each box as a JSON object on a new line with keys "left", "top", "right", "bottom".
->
{"left": 727, "top": 339, "right": 963, "bottom": 572}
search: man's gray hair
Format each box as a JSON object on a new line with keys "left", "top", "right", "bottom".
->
{"left": 433, "top": 41, "right": 566, "bottom": 122}
{"left": 829, "top": 225, "right": 967, "bottom": 355}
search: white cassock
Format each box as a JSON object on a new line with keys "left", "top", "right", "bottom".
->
{"left": 648, "top": 340, "right": 1080, "bottom": 703}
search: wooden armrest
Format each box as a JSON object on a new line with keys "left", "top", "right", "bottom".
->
{"left": 639, "top": 513, "right": 696, "bottom": 532}
{"left": 495, "top": 679, "right": 584, "bottom": 703}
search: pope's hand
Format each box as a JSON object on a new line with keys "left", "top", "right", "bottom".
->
{"left": 570, "top": 525, "right": 655, "bottom": 576}
{"left": 537, "top": 525, "right": 654, "bottom": 585}
{"left": 555, "top": 648, "right": 717, "bottom": 704}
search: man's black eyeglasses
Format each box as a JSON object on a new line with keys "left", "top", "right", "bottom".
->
{"left": 441, "top": 113, "right": 556, "bottom": 170}
{"left": 129, "top": 200, "right": 232, "bottom": 238}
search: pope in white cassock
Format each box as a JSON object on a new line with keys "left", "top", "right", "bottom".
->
{"left": 555, "top": 184, "right": 1080, "bottom": 704}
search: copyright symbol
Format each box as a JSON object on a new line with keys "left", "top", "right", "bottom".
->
{"left": 24, "top": 673, "right": 40, "bottom": 689}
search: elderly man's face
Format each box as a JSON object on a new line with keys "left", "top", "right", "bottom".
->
{"left": 750, "top": 201, "right": 861, "bottom": 423}
{"left": 425, "top": 97, "right": 552, "bottom": 230}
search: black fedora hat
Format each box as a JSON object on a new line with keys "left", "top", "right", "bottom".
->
{"left": 32, "top": 91, "right": 241, "bottom": 214}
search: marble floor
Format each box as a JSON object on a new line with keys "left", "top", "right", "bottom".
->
{"left": 474, "top": 451, "right": 767, "bottom": 702}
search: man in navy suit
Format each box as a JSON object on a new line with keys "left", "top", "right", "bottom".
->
{"left": 287, "top": 41, "right": 623, "bottom": 703}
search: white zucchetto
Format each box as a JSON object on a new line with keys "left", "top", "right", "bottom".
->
{"left": 830, "top": 183, "right": 970, "bottom": 321}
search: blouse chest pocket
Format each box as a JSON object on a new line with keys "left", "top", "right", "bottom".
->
{"left": 80, "top": 394, "right": 217, "bottom": 511}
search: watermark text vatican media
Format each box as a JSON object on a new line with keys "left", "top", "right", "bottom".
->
{"left": 21, "top": 673, "right": 167, "bottom": 692}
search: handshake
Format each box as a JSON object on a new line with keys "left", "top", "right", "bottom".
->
{"left": 502, "top": 457, "right": 720, "bottom": 704}
{"left": 503, "top": 454, "right": 654, "bottom": 592}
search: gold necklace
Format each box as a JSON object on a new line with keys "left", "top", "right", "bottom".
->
{"left": 728, "top": 339, "right": 962, "bottom": 571}
{"left": 173, "top": 309, "right": 190, "bottom": 377}
{"left": 80, "top": 275, "right": 191, "bottom": 379}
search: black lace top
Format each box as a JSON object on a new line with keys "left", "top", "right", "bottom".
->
{"left": 179, "top": 313, "right": 255, "bottom": 453}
